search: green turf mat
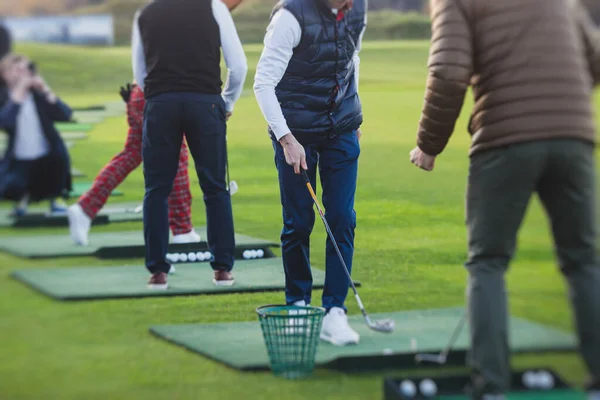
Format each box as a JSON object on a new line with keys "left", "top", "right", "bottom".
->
{"left": 69, "top": 182, "right": 122, "bottom": 197}
{"left": 60, "top": 132, "right": 88, "bottom": 141}
{"left": 71, "top": 167, "right": 86, "bottom": 178}
{"left": 0, "top": 229, "right": 279, "bottom": 259}
{"left": 0, "top": 203, "right": 142, "bottom": 228}
{"left": 74, "top": 116, "right": 105, "bottom": 124}
{"left": 56, "top": 123, "right": 94, "bottom": 132}
{"left": 149, "top": 308, "right": 576, "bottom": 372}
{"left": 11, "top": 258, "right": 336, "bottom": 300}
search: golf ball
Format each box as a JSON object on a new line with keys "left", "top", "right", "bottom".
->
{"left": 170, "top": 253, "right": 180, "bottom": 262}
{"left": 537, "top": 371, "right": 554, "bottom": 390}
{"left": 196, "top": 252, "right": 205, "bottom": 261}
{"left": 256, "top": 249, "right": 265, "bottom": 258}
{"left": 243, "top": 250, "right": 251, "bottom": 259}
{"left": 399, "top": 380, "right": 416, "bottom": 397}
{"left": 203, "top": 251, "right": 212, "bottom": 260}
{"left": 250, "top": 250, "right": 258, "bottom": 258}
{"left": 168, "top": 265, "right": 176, "bottom": 274}
{"left": 382, "top": 348, "right": 393, "bottom": 356}
{"left": 522, "top": 371, "right": 537, "bottom": 388}
{"left": 165, "top": 253, "right": 173, "bottom": 262}
{"left": 419, "top": 379, "right": 437, "bottom": 397}
{"left": 179, "top": 253, "right": 188, "bottom": 262}
{"left": 188, "top": 252, "right": 197, "bottom": 262}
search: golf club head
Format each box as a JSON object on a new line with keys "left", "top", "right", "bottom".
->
{"left": 370, "top": 318, "right": 395, "bottom": 333}
{"left": 229, "top": 180, "right": 238, "bottom": 195}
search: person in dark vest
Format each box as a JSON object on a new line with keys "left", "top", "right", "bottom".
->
{"left": 0, "top": 54, "right": 72, "bottom": 214}
{"left": 254, "top": 0, "right": 367, "bottom": 346}
{"left": 132, "top": 0, "right": 248, "bottom": 289}
{"left": 0, "top": 21, "right": 11, "bottom": 60}
{"left": 410, "top": 0, "right": 600, "bottom": 398}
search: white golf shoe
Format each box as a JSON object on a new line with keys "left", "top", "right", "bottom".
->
{"left": 320, "top": 307, "right": 360, "bottom": 346}
{"left": 67, "top": 204, "right": 91, "bottom": 246}
{"left": 172, "top": 229, "right": 201, "bottom": 244}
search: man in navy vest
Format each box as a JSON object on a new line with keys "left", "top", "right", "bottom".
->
{"left": 254, "top": 0, "right": 367, "bottom": 345}
{"left": 132, "top": 0, "right": 248, "bottom": 289}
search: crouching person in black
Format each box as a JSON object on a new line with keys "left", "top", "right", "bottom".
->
{"left": 0, "top": 54, "right": 73, "bottom": 215}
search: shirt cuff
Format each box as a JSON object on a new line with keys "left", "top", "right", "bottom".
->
{"left": 271, "top": 123, "right": 292, "bottom": 141}
{"left": 222, "top": 96, "right": 233, "bottom": 113}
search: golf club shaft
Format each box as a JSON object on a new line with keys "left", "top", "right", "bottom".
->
{"left": 301, "top": 170, "right": 367, "bottom": 320}
{"left": 441, "top": 311, "right": 467, "bottom": 358}
{"left": 226, "top": 144, "right": 231, "bottom": 191}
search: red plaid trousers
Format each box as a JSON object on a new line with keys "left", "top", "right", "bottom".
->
{"left": 78, "top": 85, "right": 193, "bottom": 235}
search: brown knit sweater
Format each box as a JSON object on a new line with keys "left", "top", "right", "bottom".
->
{"left": 417, "top": 0, "right": 600, "bottom": 156}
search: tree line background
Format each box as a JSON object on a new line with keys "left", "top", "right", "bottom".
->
{"left": 1, "top": 0, "right": 598, "bottom": 45}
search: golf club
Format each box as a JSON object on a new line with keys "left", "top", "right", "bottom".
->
{"left": 415, "top": 311, "right": 467, "bottom": 364}
{"left": 301, "top": 169, "right": 394, "bottom": 333}
{"left": 226, "top": 139, "right": 238, "bottom": 195}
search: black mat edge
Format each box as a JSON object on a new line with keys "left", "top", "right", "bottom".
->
{"left": 95, "top": 244, "right": 280, "bottom": 259}
{"left": 1, "top": 240, "right": 279, "bottom": 259}
{"left": 383, "top": 368, "right": 576, "bottom": 399}
{"left": 72, "top": 106, "right": 106, "bottom": 112}
{"left": 2, "top": 212, "right": 142, "bottom": 229}
{"left": 8, "top": 214, "right": 110, "bottom": 228}
{"left": 323, "top": 346, "right": 576, "bottom": 372}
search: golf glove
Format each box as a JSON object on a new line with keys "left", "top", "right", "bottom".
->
{"left": 119, "top": 83, "right": 133, "bottom": 103}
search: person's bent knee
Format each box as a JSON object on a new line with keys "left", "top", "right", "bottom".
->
{"left": 465, "top": 256, "right": 510, "bottom": 274}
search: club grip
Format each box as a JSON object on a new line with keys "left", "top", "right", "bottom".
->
{"left": 301, "top": 169, "right": 310, "bottom": 183}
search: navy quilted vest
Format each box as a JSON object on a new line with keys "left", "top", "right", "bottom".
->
{"left": 273, "top": 0, "right": 365, "bottom": 143}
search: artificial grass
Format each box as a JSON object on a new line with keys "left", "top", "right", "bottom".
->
{"left": 150, "top": 308, "right": 576, "bottom": 371}
{"left": 0, "top": 40, "right": 597, "bottom": 400}
{"left": 11, "top": 258, "right": 322, "bottom": 300}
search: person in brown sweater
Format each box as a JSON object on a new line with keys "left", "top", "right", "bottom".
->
{"left": 409, "top": 0, "right": 600, "bottom": 398}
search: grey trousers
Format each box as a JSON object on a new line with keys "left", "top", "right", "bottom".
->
{"left": 465, "top": 139, "right": 600, "bottom": 396}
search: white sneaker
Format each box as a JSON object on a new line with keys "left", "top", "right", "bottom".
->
{"left": 320, "top": 307, "right": 360, "bottom": 346}
{"left": 172, "top": 229, "right": 201, "bottom": 244}
{"left": 67, "top": 204, "right": 91, "bottom": 246}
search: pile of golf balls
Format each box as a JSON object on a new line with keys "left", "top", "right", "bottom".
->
{"left": 166, "top": 251, "right": 212, "bottom": 263}
{"left": 399, "top": 378, "right": 437, "bottom": 398}
{"left": 522, "top": 370, "right": 555, "bottom": 390}
{"left": 242, "top": 249, "right": 265, "bottom": 259}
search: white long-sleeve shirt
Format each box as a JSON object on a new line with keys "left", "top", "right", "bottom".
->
{"left": 254, "top": 9, "right": 367, "bottom": 141}
{"left": 14, "top": 94, "right": 49, "bottom": 160}
{"left": 131, "top": 0, "right": 248, "bottom": 112}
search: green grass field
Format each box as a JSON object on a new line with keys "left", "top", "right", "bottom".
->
{"left": 0, "top": 41, "right": 598, "bottom": 399}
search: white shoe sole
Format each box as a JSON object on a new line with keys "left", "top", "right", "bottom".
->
{"left": 319, "top": 331, "right": 359, "bottom": 346}
{"left": 213, "top": 279, "right": 234, "bottom": 287}
{"left": 148, "top": 283, "right": 168, "bottom": 290}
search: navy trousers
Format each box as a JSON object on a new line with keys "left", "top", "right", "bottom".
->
{"left": 273, "top": 131, "right": 360, "bottom": 310}
{"left": 142, "top": 92, "right": 235, "bottom": 274}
